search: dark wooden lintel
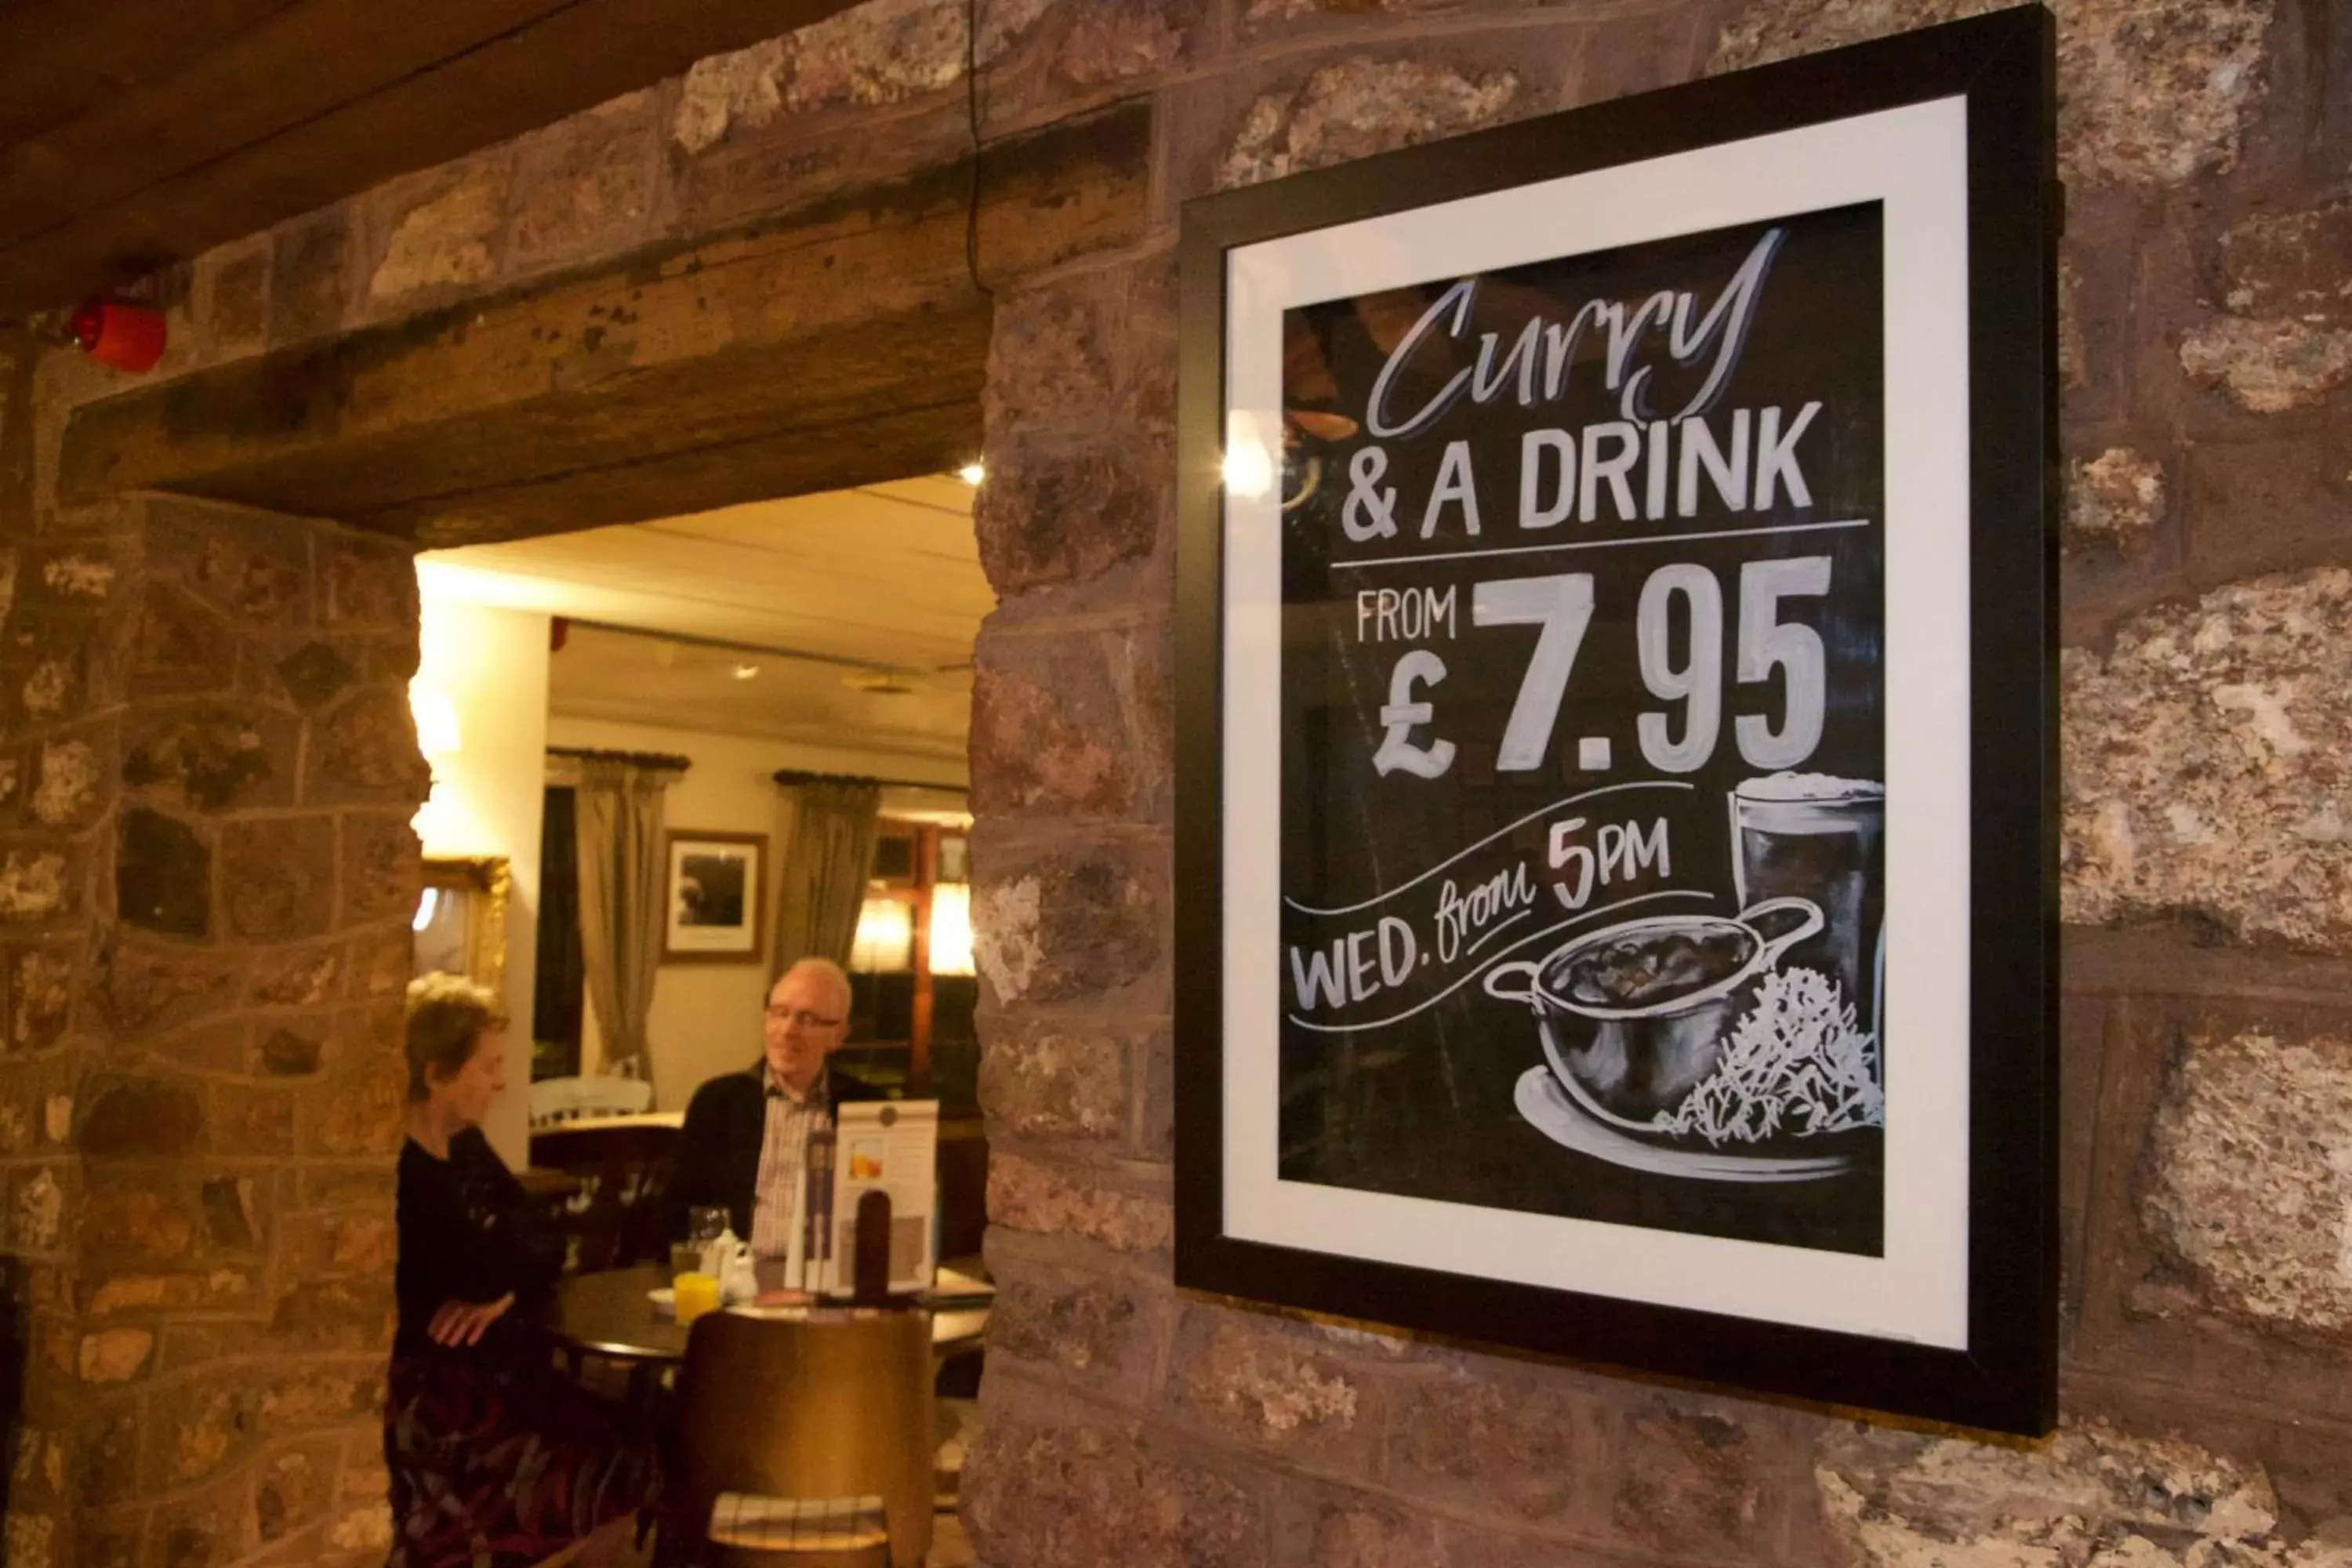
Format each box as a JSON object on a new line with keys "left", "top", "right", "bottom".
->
{"left": 56, "top": 102, "right": 1150, "bottom": 543}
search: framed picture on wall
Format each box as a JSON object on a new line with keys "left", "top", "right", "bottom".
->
{"left": 662, "top": 829, "right": 767, "bottom": 964}
{"left": 1172, "top": 8, "right": 2058, "bottom": 1433}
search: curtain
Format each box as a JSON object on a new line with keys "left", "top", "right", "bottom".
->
{"left": 771, "top": 779, "right": 882, "bottom": 973}
{"left": 531, "top": 786, "right": 583, "bottom": 1076}
{"left": 575, "top": 758, "right": 679, "bottom": 1094}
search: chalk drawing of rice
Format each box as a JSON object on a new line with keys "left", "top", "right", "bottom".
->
{"left": 1651, "top": 967, "right": 1883, "bottom": 1147}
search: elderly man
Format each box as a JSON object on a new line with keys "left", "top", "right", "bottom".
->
{"left": 666, "top": 958, "right": 881, "bottom": 1249}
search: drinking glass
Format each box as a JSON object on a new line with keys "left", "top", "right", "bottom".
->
{"left": 688, "top": 1207, "right": 728, "bottom": 1243}
{"left": 673, "top": 1272, "right": 720, "bottom": 1327}
{"left": 670, "top": 1241, "right": 705, "bottom": 1285}
{"left": 1729, "top": 776, "right": 1886, "bottom": 1044}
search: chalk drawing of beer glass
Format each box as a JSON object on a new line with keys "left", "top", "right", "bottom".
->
{"left": 1729, "top": 775, "right": 1886, "bottom": 1048}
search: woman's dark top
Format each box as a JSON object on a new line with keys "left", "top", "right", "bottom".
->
{"left": 394, "top": 1127, "right": 564, "bottom": 1354}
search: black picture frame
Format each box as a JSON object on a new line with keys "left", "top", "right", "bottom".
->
{"left": 1173, "top": 7, "right": 2057, "bottom": 1435}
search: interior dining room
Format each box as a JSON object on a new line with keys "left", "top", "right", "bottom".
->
{"left": 405, "top": 474, "right": 996, "bottom": 1562}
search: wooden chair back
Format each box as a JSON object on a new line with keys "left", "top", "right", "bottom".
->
{"left": 527, "top": 1121, "right": 679, "bottom": 1272}
{"left": 668, "top": 1309, "right": 935, "bottom": 1566}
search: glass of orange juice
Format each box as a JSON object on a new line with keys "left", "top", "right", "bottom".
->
{"left": 673, "top": 1272, "right": 720, "bottom": 1327}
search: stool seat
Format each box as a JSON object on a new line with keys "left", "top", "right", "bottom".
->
{"left": 707, "top": 1494, "right": 889, "bottom": 1552}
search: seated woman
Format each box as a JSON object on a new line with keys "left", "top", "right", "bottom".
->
{"left": 389, "top": 972, "right": 655, "bottom": 1568}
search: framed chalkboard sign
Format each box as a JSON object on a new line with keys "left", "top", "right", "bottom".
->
{"left": 1174, "top": 7, "right": 2056, "bottom": 1434}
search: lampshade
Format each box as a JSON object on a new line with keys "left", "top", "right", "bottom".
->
{"left": 928, "top": 882, "right": 975, "bottom": 978}
{"left": 849, "top": 897, "right": 915, "bottom": 973}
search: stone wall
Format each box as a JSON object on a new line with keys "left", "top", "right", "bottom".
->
{"left": 0, "top": 477, "right": 423, "bottom": 1565}
{"left": 5, "top": 0, "right": 2350, "bottom": 1563}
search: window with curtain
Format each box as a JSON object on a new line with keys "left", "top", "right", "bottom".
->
{"left": 531, "top": 785, "right": 583, "bottom": 1080}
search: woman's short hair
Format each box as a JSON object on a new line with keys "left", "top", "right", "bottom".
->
{"left": 405, "top": 972, "right": 506, "bottom": 1102}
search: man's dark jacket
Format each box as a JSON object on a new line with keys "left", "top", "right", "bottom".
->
{"left": 664, "top": 1064, "right": 882, "bottom": 1241}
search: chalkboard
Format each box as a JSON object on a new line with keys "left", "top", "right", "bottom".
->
{"left": 1176, "top": 6, "right": 2056, "bottom": 1436}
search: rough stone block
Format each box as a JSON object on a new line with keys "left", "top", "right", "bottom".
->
{"left": 2182, "top": 435, "right": 2342, "bottom": 583}
{"left": 247, "top": 946, "right": 341, "bottom": 1010}
{"left": 982, "top": 260, "right": 1177, "bottom": 442}
{"left": 506, "top": 93, "right": 666, "bottom": 274}
{"left": 970, "top": 834, "right": 1166, "bottom": 1006}
{"left": 267, "top": 1279, "right": 396, "bottom": 1354}
{"left": 337, "top": 813, "right": 423, "bottom": 927}
{"left": 320, "top": 535, "right": 418, "bottom": 632}
{"left": 1215, "top": 57, "right": 1528, "bottom": 191}
{"left": 971, "top": 433, "right": 1169, "bottom": 599}
{"left": 259, "top": 1361, "right": 386, "bottom": 1431}
{"left": 302, "top": 1059, "right": 405, "bottom": 1158}
{"left": 365, "top": 159, "right": 511, "bottom": 304}
{"left": 0, "top": 844, "right": 72, "bottom": 924}
{"left": 971, "top": 619, "right": 1170, "bottom": 822}
{"left": 220, "top": 815, "right": 336, "bottom": 942}
{"left": 1602, "top": 1392, "right": 1792, "bottom": 1559}
{"left": 960, "top": 1407, "right": 1269, "bottom": 1568}
{"left": 128, "top": 583, "right": 238, "bottom": 703}
{"left": 2061, "top": 570, "right": 2352, "bottom": 949}
{"left": 78, "top": 1076, "right": 204, "bottom": 1159}
{"left": 2180, "top": 315, "right": 2352, "bottom": 414}
{"left": 24, "top": 539, "right": 122, "bottom": 604}
{"left": 258, "top": 1024, "right": 325, "bottom": 1076}
{"left": 272, "top": 641, "right": 358, "bottom": 710}
{"left": 1815, "top": 1419, "right": 2303, "bottom": 1563}
{"left": 78, "top": 1327, "right": 153, "bottom": 1383}
{"left": 80, "top": 1174, "right": 202, "bottom": 1263}
{"left": 1712, "top": 0, "right": 2272, "bottom": 187}
{"left": 2067, "top": 446, "right": 2166, "bottom": 553}
{"left": 977, "top": 1011, "right": 1138, "bottom": 1142}
{"left": 2143, "top": 1029, "right": 2352, "bottom": 1338}
{"left": 2223, "top": 195, "right": 2352, "bottom": 330}
{"left": 254, "top": 1439, "right": 341, "bottom": 1543}
{"left": 145, "top": 499, "right": 313, "bottom": 628}
{"left": 7, "top": 943, "right": 75, "bottom": 1053}
{"left": 122, "top": 702, "right": 296, "bottom": 811}
{"left": 988, "top": 1147, "right": 1171, "bottom": 1253}
{"left": 1166, "top": 1310, "right": 1375, "bottom": 1466}
{"left": 207, "top": 1082, "right": 296, "bottom": 1157}
{"left": 100, "top": 935, "right": 242, "bottom": 1036}
{"left": 1386, "top": 1360, "right": 1591, "bottom": 1523}
{"left": 118, "top": 806, "right": 214, "bottom": 935}
{"left": 278, "top": 1210, "right": 398, "bottom": 1280}
{"left": 200, "top": 239, "right": 271, "bottom": 352}
{"left": 1272, "top": 1487, "right": 1444, "bottom": 1568}
{"left": 271, "top": 209, "right": 354, "bottom": 345}
{"left": 986, "top": 1258, "right": 1166, "bottom": 1404}
{"left": 307, "top": 688, "right": 428, "bottom": 804}
{"left": 28, "top": 737, "right": 100, "bottom": 830}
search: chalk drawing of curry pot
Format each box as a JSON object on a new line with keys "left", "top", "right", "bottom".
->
{"left": 1486, "top": 898, "right": 1884, "bottom": 1182}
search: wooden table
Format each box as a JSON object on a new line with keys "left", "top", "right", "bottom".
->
{"left": 539, "top": 1265, "right": 992, "bottom": 1367}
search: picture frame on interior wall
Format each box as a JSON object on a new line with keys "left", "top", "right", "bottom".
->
{"left": 662, "top": 829, "right": 768, "bottom": 964}
{"left": 1172, "top": 7, "right": 2058, "bottom": 1435}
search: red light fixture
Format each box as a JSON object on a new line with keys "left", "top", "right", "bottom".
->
{"left": 69, "top": 298, "right": 167, "bottom": 373}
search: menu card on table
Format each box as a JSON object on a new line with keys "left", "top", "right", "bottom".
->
{"left": 775, "top": 1100, "right": 940, "bottom": 1298}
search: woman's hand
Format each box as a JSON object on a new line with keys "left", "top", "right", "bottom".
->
{"left": 427, "top": 1294, "right": 515, "bottom": 1347}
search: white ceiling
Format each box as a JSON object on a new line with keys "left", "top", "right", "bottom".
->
{"left": 419, "top": 476, "right": 990, "bottom": 760}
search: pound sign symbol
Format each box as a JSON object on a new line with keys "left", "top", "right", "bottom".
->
{"left": 1372, "top": 650, "right": 1457, "bottom": 779}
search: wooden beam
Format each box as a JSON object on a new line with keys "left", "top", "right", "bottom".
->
{"left": 58, "top": 103, "right": 1149, "bottom": 540}
{"left": 0, "top": 0, "right": 862, "bottom": 319}
{"left": 0, "top": 0, "right": 298, "bottom": 149}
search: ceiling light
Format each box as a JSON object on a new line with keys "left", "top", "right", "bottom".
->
{"left": 957, "top": 462, "right": 985, "bottom": 487}
{"left": 731, "top": 663, "right": 760, "bottom": 681}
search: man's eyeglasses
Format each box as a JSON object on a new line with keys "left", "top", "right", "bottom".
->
{"left": 764, "top": 1007, "right": 844, "bottom": 1029}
